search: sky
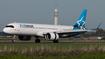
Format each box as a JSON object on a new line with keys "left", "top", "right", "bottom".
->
{"left": 0, "top": 0, "right": 105, "bottom": 31}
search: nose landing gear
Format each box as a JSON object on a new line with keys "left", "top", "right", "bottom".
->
{"left": 12, "top": 35, "right": 16, "bottom": 43}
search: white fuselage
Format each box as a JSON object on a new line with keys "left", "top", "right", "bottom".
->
{"left": 3, "top": 23, "right": 74, "bottom": 36}
{"left": 2, "top": 9, "right": 91, "bottom": 43}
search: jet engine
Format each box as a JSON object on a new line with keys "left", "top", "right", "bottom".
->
{"left": 45, "top": 33, "right": 59, "bottom": 40}
{"left": 18, "top": 36, "right": 31, "bottom": 41}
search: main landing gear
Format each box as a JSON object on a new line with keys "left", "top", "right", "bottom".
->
{"left": 12, "top": 35, "right": 16, "bottom": 43}
{"left": 53, "top": 40, "right": 58, "bottom": 43}
{"left": 35, "top": 37, "right": 40, "bottom": 43}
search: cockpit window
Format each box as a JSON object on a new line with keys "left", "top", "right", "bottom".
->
{"left": 6, "top": 25, "right": 14, "bottom": 28}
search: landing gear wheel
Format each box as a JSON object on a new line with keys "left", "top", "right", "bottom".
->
{"left": 53, "top": 40, "right": 58, "bottom": 43}
{"left": 35, "top": 39, "right": 40, "bottom": 43}
{"left": 12, "top": 35, "right": 16, "bottom": 43}
{"left": 12, "top": 40, "right": 15, "bottom": 43}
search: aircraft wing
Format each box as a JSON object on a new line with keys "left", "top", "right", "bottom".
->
{"left": 56, "top": 30, "right": 91, "bottom": 34}
{"left": 42, "top": 30, "right": 91, "bottom": 35}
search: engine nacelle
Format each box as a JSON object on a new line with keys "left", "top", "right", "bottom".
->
{"left": 45, "top": 33, "right": 59, "bottom": 40}
{"left": 18, "top": 36, "right": 31, "bottom": 41}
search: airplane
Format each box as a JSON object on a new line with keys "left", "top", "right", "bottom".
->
{"left": 3, "top": 9, "right": 98, "bottom": 43}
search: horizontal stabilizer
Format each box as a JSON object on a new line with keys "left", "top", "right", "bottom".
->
{"left": 91, "top": 22, "right": 102, "bottom": 30}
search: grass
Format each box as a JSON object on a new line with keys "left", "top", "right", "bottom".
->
{"left": 0, "top": 44, "right": 105, "bottom": 58}
{"left": 0, "top": 55, "right": 32, "bottom": 59}
{"left": 0, "top": 44, "right": 104, "bottom": 50}
{"left": 0, "top": 37, "right": 105, "bottom": 58}
{"left": 1, "top": 53, "right": 105, "bottom": 59}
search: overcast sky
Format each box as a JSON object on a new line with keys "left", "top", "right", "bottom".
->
{"left": 0, "top": 0, "right": 105, "bottom": 31}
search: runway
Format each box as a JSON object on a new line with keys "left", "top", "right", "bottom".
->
{"left": 0, "top": 42, "right": 105, "bottom": 44}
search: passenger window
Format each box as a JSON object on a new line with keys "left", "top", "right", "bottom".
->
{"left": 6, "top": 25, "right": 14, "bottom": 28}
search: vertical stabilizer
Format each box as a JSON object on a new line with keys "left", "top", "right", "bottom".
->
{"left": 74, "top": 9, "right": 87, "bottom": 27}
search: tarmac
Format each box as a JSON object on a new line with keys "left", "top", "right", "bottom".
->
{"left": 0, "top": 42, "right": 104, "bottom": 44}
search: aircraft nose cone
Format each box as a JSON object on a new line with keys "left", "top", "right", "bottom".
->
{"left": 3, "top": 28, "right": 13, "bottom": 34}
{"left": 3, "top": 28, "right": 6, "bottom": 33}
{"left": 3, "top": 28, "right": 9, "bottom": 33}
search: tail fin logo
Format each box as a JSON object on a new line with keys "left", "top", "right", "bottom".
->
{"left": 77, "top": 16, "right": 85, "bottom": 27}
{"left": 74, "top": 9, "right": 87, "bottom": 27}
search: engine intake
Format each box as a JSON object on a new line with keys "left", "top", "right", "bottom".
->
{"left": 18, "top": 36, "right": 31, "bottom": 41}
{"left": 45, "top": 33, "right": 59, "bottom": 40}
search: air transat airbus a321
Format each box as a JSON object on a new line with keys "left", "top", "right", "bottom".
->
{"left": 3, "top": 9, "right": 98, "bottom": 43}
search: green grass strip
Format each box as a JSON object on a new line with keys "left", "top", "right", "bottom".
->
{"left": 0, "top": 55, "right": 32, "bottom": 59}
{"left": 0, "top": 53, "right": 105, "bottom": 59}
{"left": 33, "top": 53, "right": 105, "bottom": 59}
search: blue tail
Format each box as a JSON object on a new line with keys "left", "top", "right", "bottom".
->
{"left": 74, "top": 9, "right": 87, "bottom": 27}
{"left": 97, "top": 22, "right": 102, "bottom": 29}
